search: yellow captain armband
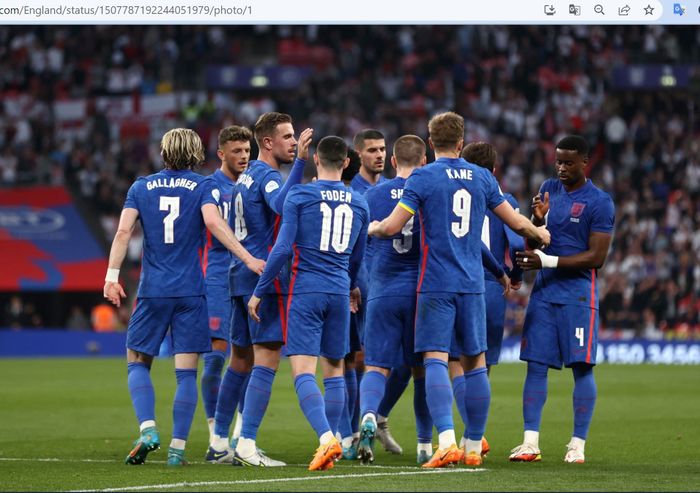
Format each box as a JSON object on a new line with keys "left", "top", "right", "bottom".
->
{"left": 398, "top": 202, "right": 415, "bottom": 214}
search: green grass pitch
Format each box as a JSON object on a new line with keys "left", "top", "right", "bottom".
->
{"left": 1, "top": 358, "right": 698, "bottom": 491}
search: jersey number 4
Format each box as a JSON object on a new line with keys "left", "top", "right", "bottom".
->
{"left": 320, "top": 203, "right": 353, "bottom": 253}
{"left": 160, "top": 196, "right": 180, "bottom": 244}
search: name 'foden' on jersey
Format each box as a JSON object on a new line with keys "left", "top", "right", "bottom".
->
{"left": 445, "top": 168, "right": 473, "bottom": 180}
{"left": 320, "top": 189, "right": 352, "bottom": 203}
{"left": 147, "top": 177, "right": 198, "bottom": 191}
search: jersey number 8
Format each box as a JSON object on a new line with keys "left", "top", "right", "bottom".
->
{"left": 320, "top": 202, "right": 353, "bottom": 253}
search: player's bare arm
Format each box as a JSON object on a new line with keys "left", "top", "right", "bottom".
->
{"left": 248, "top": 294, "right": 262, "bottom": 323}
{"left": 492, "top": 200, "right": 551, "bottom": 248}
{"left": 103, "top": 207, "right": 138, "bottom": 307}
{"left": 368, "top": 203, "right": 413, "bottom": 238}
{"left": 530, "top": 191, "right": 549, "bottom": 226}
{"left": 515, "top": 231, "right": 613, "bottom": 271}
{"left": 201, "top": 203, "right": 265, "bottom": 275}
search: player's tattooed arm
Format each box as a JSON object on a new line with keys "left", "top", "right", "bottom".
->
{"left": 103, "top": 207, "right": 139, "bottom": 307}
{"left": 202, "top": 203, "right": 265, "bottom": 274}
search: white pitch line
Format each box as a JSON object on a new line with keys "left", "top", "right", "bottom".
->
{"left": 69, "top": 468, "right": 486, "bottom": 492}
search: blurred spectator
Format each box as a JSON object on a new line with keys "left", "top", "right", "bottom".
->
{"left": 91, "top": 303, "right": 117, "bottom": 332}
{"left": 66, "top": 305, "right": 90, "bottom": 331}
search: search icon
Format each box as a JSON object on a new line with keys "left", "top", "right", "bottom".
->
{"left": 594, "top": 4, "right": 605, "bottom": 13}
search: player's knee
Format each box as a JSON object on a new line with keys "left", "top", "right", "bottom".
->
{"left": 127, "top": 349, "right": 153, "bottom": 366}
{"left": 211, "top": 338, "right": 228, "bottom": 352}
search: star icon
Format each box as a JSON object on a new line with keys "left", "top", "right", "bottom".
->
{"left": 644, "top": 4, "right": 654, "bottom": 15}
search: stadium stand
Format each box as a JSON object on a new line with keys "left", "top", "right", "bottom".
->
{"left": 0, "top": 26, "right": 698, "bottom": 339}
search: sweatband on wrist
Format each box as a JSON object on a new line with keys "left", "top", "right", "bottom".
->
{"left": 533, "top": 249, "right": 559, "bottom": 268}
{"left": 105, "top": 268, "right": 120, "bottom": 282}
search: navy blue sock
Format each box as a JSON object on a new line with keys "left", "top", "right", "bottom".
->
{"left": 323, "top": 376, "right": 346, "bottom": 435}
{"left": 338, "top": 387, "right": 353, "bottom": 439}
{"left": 413, "top": 376, "right": 433, "bottom": 444}
{"left": 214, "top": 368, "right": 248, "bottom": 438}
{"left": 523, "top": 361, "right": 548, "bottom": 432}
{"left": 424, "top": 358, "right": 453, "bottom": 434}
{"left": 295, "top": 373, "right": 331, "bottom": 438}
{"left": 240, "top": 366, "right": 276, "bottom": 440}
{"left": 463, "top": 367, "right": 491, "bottom": 441}
{"left": 377, "top": 366, "right": 411, "bottom": 417}
{"left": 352, "top": 370, "right": 363, "bottom": 433}
{"left": 200, "top": 351, "right": 226, "bottom": 419}
{"left": 127, "top": 362, "right": 155, "bottom": 424}
{"left": 172, "top": 369, "right": 198, "bottom": 440}
{"left": 452, "top": 374, "right": 468, "bottom": 438}
{"left": 360, "top": 370, "right": 387, "bottom": 419}
{"left": 344, "top": 369, "right": 358, "bottom": 434}
{"left": 572, "top": 365, "right": 597, "bottom": 440}
{"left": 238, "top": 372, "right": 251, "bottom": 414}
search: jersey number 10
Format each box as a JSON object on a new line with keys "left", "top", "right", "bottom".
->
{"left": 320, "top": 202, "right": 353, "bottom": 253}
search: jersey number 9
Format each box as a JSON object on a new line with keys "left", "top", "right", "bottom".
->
{"left": 451, "top": 189, "right": 472, "bottom": 238}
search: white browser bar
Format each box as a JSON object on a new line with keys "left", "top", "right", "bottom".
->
{"left": 0, "top": 0, "right": 670, "bottom": 24}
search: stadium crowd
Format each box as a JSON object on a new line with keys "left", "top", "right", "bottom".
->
{"left": 0, "top": 25, "right": 698, "bottom": 338}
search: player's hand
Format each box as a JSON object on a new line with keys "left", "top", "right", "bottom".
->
{"left": 367, "top": 220, "right": 381, "bottom": 237}
{"left": 350, "top": 287, "right": 362, "bottom": 313}
{"left": 103, "top": 281, "right": 126, "bottom": 307}
{"left": 532, "top": 191, "right": 549, "bottom": 221}
{"left": 515, "top": 251, "right": 542, "bottom": 271}
{"left": 246, "top": 257, "right": 266, "bottom": 275}
{"left": 498, "top": 273, "right": 511, "bottom": 296}
{"left": 296, "top": 128, "right": 314, "bottom": 160}
{"left": 510, "top": 279, "right": 522, "bottom": 291}
{"left": 536, "top": 225, "right": 551, "bottom": 248}
{"left": 248, "top": 295, "right": 262, "bottom": 323}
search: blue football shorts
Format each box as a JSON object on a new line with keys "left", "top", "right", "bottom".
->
{"left": 127, "top": 296, "right": 210, "bottom": 355}
{"left": 520, "top": 297, "right": 599, "bottom": 368}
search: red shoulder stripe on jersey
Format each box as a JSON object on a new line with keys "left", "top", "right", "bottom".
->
{"left": 586, "top": 269, "right": 596, "bottom": 363}
{"left": 285, "top": 244, "right": 301, "bottom": 344}
{"left": 201, "top": 230, "right": 212, "bottom": 275}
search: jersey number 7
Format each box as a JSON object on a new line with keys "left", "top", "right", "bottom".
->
{"left": 160, "top": 196, "right": 180, "bottom": 244}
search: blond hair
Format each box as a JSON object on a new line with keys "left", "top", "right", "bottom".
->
{"left": 428, "top": 112, "right": 464, "bottom": 152}
{"left": 161, "top": 128, "right": 205, "bottom": 170}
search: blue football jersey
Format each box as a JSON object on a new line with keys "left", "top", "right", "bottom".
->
{"left": 228, "top": 160, "right": 289, "bottom": 296}
{"left": 399, "top": 157, "right": 504, "bottom": 294}
{"left": 350, "top": 173, "right": 387, "bottom": 194}
{"left": 531, "top": 179, "right": 615, "bottom": 308}
{"left": 124, "top": 169, "right": 218, "bottom": 298}
{"left": 481, "top": 192, "right": 524, "bottom": 283}
{"left": 365, "top": 177, "right": 420, "bottom": 300}
{"left": 203, "top": 169, "right": 235, "bottom": 287}
{"left": 254, "top": 180, "right": 370, "bottom": 297}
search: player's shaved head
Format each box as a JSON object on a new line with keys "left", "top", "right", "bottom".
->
{"left": 393, "top": 135, "right": 426, "bottom": 168}
{"left": 353, "top": 129, "right": 385, "bottom": 151}
{"left": 253, "top": 112, "right": 293, "bottom": 147}
{"left": 556, "top": 135, "right": 589, "bottom": 157}
{"left": 462, "top": 141, "right": 497, "bottom": 172}
{"left": 428, "top": 112, "right": 465, "bottom": 152}
{"left": 316, "top": 136, "right": 349, "bottom": 170}
{"left": 160, "top": 128, "right": 205, "bottom": 170}
{"left": 219, "top": 125, "right": 253, "bottom": 148}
